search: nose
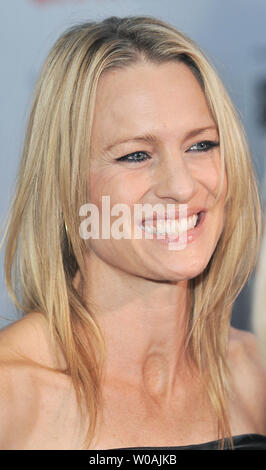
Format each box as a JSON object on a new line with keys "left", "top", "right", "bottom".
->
{"left": 154, "top": 151, "right": 197, "bottom": 202}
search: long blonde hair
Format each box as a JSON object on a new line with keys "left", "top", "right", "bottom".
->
{"left": 2, "top": 16, "right": 262, "bottom": 449}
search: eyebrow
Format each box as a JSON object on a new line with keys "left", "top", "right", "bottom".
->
{"left": 104, "top": 126, "right": 218, "bottom": 152}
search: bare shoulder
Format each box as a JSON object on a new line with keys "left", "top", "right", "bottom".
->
{"left": 0, "top": 313, "right": 69, "bottom": 449}
{"left": 228, "top": 326, "right": 265, "bottom": 370}
{"left": 0, "top": 312, "right": 63, "bottom": 368}
{"left": 228, "top": 327, "right": 266, "bottom": 433}
{"left": 228, "top": 326, "right": 265, "bottom": 383}
{"left": 229, "top": 325, "right": 260, "bottom": 353}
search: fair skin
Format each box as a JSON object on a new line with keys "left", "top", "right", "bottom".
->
{"left": 86, "top": 60, "right": 225, "bottom": 386}
{"left": 0, "top": 61, "right": 265, "bottom": 450}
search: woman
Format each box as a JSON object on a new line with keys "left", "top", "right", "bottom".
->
{"left": 0, "top": 16, "right": 265, "bottom": 450}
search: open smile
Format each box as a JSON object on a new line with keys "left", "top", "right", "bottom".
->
{"left": 140, "top": 211, "right": 206, "bottom": 244}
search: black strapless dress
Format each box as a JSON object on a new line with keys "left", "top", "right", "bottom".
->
{"left": 112, "top": 434, "right": 266, "bottom": 450}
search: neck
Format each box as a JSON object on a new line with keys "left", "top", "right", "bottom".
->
{"left": 76, "top": 252, "right": 192, "bottom": 400}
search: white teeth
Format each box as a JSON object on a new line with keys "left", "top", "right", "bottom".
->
{"left": 141, "top": 224, "right": 156, "bottom": 234}
{"left": 141, "top": 214, "right": 198, "bottom": 235}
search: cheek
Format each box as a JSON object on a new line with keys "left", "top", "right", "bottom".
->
{"left": 188, "top": 155, "right": 222, "bottom": 194}
{"left": 89, "top": 169, "right": 150, "bottom": 206}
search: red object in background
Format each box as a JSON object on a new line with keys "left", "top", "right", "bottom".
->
{"left": 33, "top": 0, "right": 63, "bottom": 3}
{"left": 32, "top": 0, "right": 85, "bottom": 3}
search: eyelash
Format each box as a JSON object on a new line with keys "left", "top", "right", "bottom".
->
{"left": 116, "top": 140, "right": 220, "bottom": 163}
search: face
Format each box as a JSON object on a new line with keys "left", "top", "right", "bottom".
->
{"left": 87, "top": 60, "right": 227, "bottom": 282}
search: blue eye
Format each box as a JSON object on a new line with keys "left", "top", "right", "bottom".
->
{"left": 116, "top": 151, "right": 151, "bottom": 163}
{"left": 115, "top": 141, "right": 219, "bottom": 163}
{"left": 187, "top": 140, "right": 220, "bottom": 152}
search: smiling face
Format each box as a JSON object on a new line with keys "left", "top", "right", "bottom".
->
{"left": 88, "top": 60, "right": 227, "bottom": 282}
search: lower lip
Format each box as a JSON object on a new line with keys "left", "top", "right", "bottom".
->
{"left": 140, "top": 211, "right": 206, "bottom": 246}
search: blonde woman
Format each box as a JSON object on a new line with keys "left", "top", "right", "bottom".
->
{"left": 0, "top": 16, "right": 265, "bottom": 450}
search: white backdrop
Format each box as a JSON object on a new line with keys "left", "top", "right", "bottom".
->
{"left": 0, "top": 0, "right": 266, "bottom": 330}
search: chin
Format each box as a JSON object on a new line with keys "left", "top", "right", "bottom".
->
{"left": 162, "top": 255, "right": 212, "bottom": 282}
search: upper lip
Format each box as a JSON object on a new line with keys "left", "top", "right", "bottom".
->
{"left": 140, "top": 207, "right": 206, "bottom": 225}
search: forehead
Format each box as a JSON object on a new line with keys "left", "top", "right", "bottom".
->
{"left": 91, "top": 60, "right": 215, "bottom": 147}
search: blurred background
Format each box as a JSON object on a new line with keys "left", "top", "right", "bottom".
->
{"left": 0, "top": 0, "right": 265, "bottom": 330}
